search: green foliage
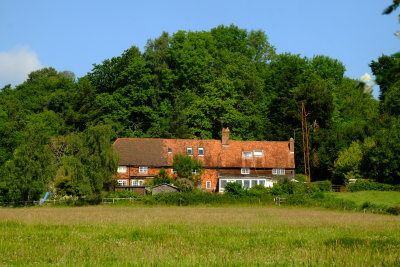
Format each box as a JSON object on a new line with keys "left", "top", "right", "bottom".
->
{"left": 108, "top": 190, "right": 142, "bottom": 198}
{"left": 153, "top": 168, "right": 173, "bottom": 185}
{"left": 224, "top": 182, "right": 246, "bottom": 196}
{"left": 346, "top": 179, "right": 394, "bottom": 192}
{"left": 172, "top": 155, "right": 203, "bottom": 185}
{"left": 310, "top": 180, "right": 333, "bottom": 192}
{"left": 174, "top": 178, "right": 196, "bottom": 192}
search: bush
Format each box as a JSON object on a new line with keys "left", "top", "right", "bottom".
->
{"left": 386, "top": 206, "right": 400, "bottom": 215}
{"left": 174, "top": 178, "right": 195, "bottom": 192}
{"left": 225, "top": 182, "right": 246, "bottom": 196}
{"left": 247, "top": 185, "right": 270, "bottom": 196}
{"left": 311, "top": 180, "right": 333, "bottom": 192}
{"left": 108, "top": 190, "right": 142, "bottom": 198}
{"left": 347, "top": 179, "right": 394, "bottom": 192}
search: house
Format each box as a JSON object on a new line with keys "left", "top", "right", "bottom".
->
{"left": 113, "top": 128, "right": 295, "bottom": 193}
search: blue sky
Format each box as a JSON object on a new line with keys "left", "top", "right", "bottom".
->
{"left": 1, "top": 0, "right": 398, "bottom": 98}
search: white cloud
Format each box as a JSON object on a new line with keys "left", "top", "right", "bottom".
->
{"left": 359, "top": 73, "right": 371, "bottom": 82}
{"left": 0, "top": 46, "right": 44, "bottom": 87}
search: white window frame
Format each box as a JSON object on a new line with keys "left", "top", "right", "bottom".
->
{"left": 253, "top": 150, "right": 264, "bottom": 157}
{"left": 206, "top": 181, "right": 211, "bottom": 190}
{"left": 272, "top": 168, "right": 285, "bottom": 175}
{"left": 117, "top": 180, "right": 127, "bottom": 186}
{"left": 242, "top": 151, "right": 253, "bottom": 158}
{"left": 139, "top": 166, "right": 148, "bottom": 174}
{"left": 192, "top": 169, "right": 199, "bottom": 175}
{"left": 117, "top": 166, "right": 127, "bottom": 173}
{"left": 198, "top": 147, "right": 204, "bottom": 156}
{"left": 171, "top": 168, "right": 177, "bottom": 174}
{"left": 241, "top": 168, "right": 250, "bottom": 174}
{"left": 187, "top": 147, "right": 193, "bottom": 156}
{"left": 132, "top": 180, "right": 144, "bottom": 186}
{"left": 219, "top": 178, "right": 268, "bottom": 192}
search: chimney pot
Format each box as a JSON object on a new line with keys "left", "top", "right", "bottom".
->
{"left": 222, "top": 127, "right": 230, "bottom": 146}
{"left": 289, "top": 137, "right": 294, "bottom": 153}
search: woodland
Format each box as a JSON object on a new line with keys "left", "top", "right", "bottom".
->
{"left": 0, "top": 21, "right": 399, "bottom": 202}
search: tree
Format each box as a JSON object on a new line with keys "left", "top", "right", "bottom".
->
{"left": 153, "top": 168, "right": 172, "bottom": 185}
{"left": 0, "top": 125, "right": 55, "bottom": 202}
{"left": 53, "top": 125, "right": 119, "bottom": 201}
{"left": 172, "top": 155, "right": 204, "bottom": 189}
{"left": 383, "top": 0, "right": 400, "bottom": 37}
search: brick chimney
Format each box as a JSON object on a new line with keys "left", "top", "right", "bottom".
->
{"left": 222, "top": 127, "right": 230, "bottom": 146}
{"left": 289, "top": 137, "right": 294, "bottom": 153}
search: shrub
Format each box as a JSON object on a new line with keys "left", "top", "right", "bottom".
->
{"left": 108, "top": 190, "right": 142, "bottom": 198}
{"left": 311, "top": 180, "right": 333, "bottom": 192}
{"left": 225, "top": 182, "right": 246, "bottom": 196}
{"left": 174, "top": 178, "right": 196, "bottom": 192}
{"left": 247, "top": 185, "right": 270, "bottom": 196}
{"left": 386, "top": 206, "right": 400, "bottom": 215}
{"left": 347, "top": 179, "right": 394, "bottom": 192}
{"left": 153, "top": 168, "right": 173, "bottom": 185}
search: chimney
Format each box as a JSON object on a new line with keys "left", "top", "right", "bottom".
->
{"left": 289, "top": 137, "right": 294, "bottom": 153}
{"left": 222, "top": 127, "right": 230, "bottom": 146}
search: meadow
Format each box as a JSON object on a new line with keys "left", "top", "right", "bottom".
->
{"left": 0, "top": 206, "right": 399, "bottom": 266}
{"left": 329, "top": 190, "right": 400, "bottom": 207}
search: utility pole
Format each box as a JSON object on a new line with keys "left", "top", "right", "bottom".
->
{"left": 301, "top": 102, "right": 311, "bottom": 183}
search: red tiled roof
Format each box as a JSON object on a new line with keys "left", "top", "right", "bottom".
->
{"left": 113, "top": 138, "right": 295, "bottom": 169}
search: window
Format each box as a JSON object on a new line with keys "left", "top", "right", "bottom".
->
{"left": 206, "top": 181, "right": 211, "bottom": 190}
{"left": 187, "top": 147, "right": 193, "bottom": 156}
{"left": 132, "top": 180, "right": 144, "bottom": 186}
{"left": 219, "top": 178, "right": 268, "bottom": 192}
{"left": 272, "top": 168, "right": 285, "bottom": 175}
{"left": 241, "top": 168, "right": 250, "bottom": 174}
{"left": 192, "top": 169, "right": 199, "bottom": 175}
{"left": 198, "top": 147, "right": 204, "bottom": 156}
{"left": 253, "top": 150, "right": 264, "bottom": 157}
{"left": 117, "top": 180, "right": 127, "bottom": 186}
{"left": 139, "top": 166, "right": 148, "bottom": 174}
{"left": 168, "top": 148, "right": 172, "bottom": 153}
{"left": 220, "top": 180, "right": 227, "bottom": 189}
{"left": 171, "top": 168, "right": 177, "bottom": 174}
{"left": 242, "top": 151, "right": 252, "bottom": 158}
{"left": 117, "top": 166, "right": 127, "bottom": 173}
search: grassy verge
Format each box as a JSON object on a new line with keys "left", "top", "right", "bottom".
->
{"left": 328, "top": 191, "right": 400, "bottom": 207}
{"left": 0, "top": 206, "right": 399, "bottom": 266}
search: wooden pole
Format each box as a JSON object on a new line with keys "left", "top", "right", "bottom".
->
{"left": 301, "top": 102, "right": 311, "bottom": 182}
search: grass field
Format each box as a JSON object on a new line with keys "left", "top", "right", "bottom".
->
{"left": 0, "top": 206, "right": 399, "bottom": 266}
{"left": 329, "top": 191, "right": 400, "bottom": 207}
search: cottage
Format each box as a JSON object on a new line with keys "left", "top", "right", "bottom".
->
{"left": 113, "top": 128, "right": 295, "bottom": 193}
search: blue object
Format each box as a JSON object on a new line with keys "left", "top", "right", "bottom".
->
{"left": 39, "top": 192, "right": 49, "bottom": 205}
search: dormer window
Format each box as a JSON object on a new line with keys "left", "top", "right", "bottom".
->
{"left": 168, "top": 148, "right": 172, "bottom": 153}
{"left": 241, "top": 168, "right": 250, "bottom": 174}
{"left": 272, "top": 168, "right": 285, "bottom": 175}
{"left": 187, "top": 147, "right": 193, "bottom": 156}
{"left": 139, "top": 166, "right": 148, "bottom": 174}
{"left": 117, "top": 166, "right": 127, "bottom": 173}
{"left": 253, "top": 150, "right": 264, "bottom": 157}
{"left": 198, "top": 147, "right": 204, "bottom": 156}
{"left": 242, "top": 151, "right": 252, "bottom": 158}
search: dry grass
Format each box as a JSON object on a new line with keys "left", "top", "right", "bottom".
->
{"left": 0, "top": 206, "right": 399, "bottom": 266}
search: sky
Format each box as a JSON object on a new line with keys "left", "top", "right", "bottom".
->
{"left": 1, "top": 0, "right": 399, "bottom": 98}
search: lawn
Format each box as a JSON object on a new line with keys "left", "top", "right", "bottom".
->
{"left": 0, "top": 206, "right": 399, "bottom": 266}
{"left": 329, "top": 190, "right": 400, "bottom": 207}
